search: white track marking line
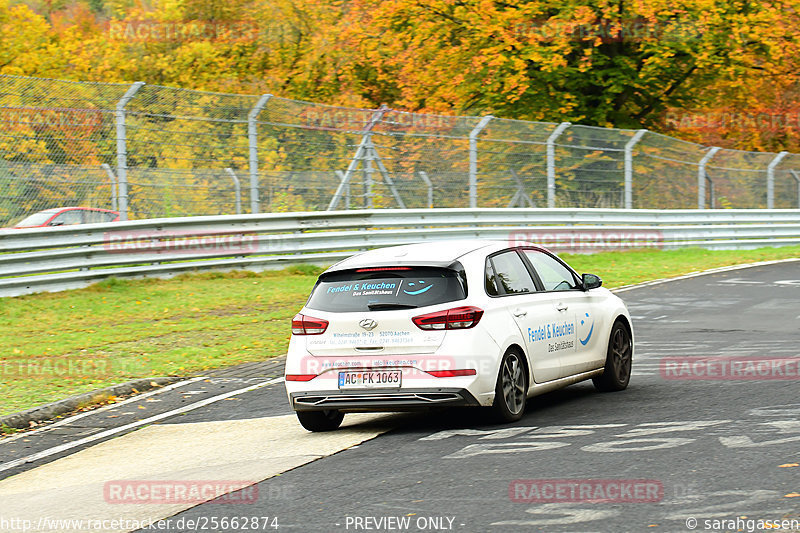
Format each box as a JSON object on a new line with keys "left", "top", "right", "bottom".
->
{"left": 0, "top": 377, "right": 285, "bottom": 474}
{"left": 0, "top": 377, "right": 204, "bottom": 445}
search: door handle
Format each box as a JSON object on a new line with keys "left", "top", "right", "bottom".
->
{"left": 513, "top": 309, "right": 527, "bottom": 317}
{"left": 556, "top": 303, "right": 568, "bottom": 312}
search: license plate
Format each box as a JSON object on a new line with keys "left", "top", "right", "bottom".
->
{"left": 338, "top": 370, "right": 402, "bottom": 389}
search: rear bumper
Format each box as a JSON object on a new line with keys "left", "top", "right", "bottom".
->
{"left": 290, "top": 387, "right": 481, "bottom": 412}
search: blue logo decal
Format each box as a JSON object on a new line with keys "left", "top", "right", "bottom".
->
{"left": 579, "top": 312, "right": 594, "bottom": 346}
{"left": 403, "top": 280, "right": 433, "bottom": 295}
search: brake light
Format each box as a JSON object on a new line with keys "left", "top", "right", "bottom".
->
{"left": 355, "top": 267, "right": 412, "bottom": 272}
{"left": 291, "top": 314, "right": 329, "bottom": 335}
{"left": 427, "top": 369, "right": 477, "bottom": 377}
{"left": 412, "top": 306, "right": 484, "bottom": 330}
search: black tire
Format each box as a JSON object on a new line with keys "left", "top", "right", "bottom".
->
{"left": 296, "top": 409, "right": 344, "bottom": 432}
{"left": 592, "top": 320, "right": 632, "bottom": 392}
{"left": 491, "top": 350, "right": 528, "bottom": 423}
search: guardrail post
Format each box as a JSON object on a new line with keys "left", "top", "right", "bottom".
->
{"left": 115, "top": 81, "right": 145, "bottom": 221}
{"left": 248, "top": 94, "right": 272, "bottom": 214}
{"left": 225, "top": 168, "right": 242, "bottom": 214}
{"left": 546, "top": 122, "right": 571, "bottom": 208}
{"left": 624, "top": 129, "right": 647, "bottom": 209}
{"left": 767, "top": 151, "right": 789, "bottom": 209}
{"left": 468, "top": 115, "right": 493, "bottom": 208}
{"left": 790, "top": 170, "right": 800, "bottom": 209}
{"left": 101, "top": 163, "right": 118, "bottom": 211}
{"left": 697, "top": 146, "right": 721, "bottom": 209}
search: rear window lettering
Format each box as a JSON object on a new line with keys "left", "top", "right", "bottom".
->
{"left": 307, "top": 267, "right": 466, "bottom": 312}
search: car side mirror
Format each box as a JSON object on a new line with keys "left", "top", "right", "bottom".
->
{"left": 582, "top": 273, "right": 602, "bottom": 290}
{"left": 49, "top": 221, "right": 64, "bottom": 226}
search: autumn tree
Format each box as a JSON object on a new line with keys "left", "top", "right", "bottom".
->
{"left": 332, "top": 0, "right": 799, "bottom": 127}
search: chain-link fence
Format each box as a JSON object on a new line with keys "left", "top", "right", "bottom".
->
{"left": 2, "top": 74, "right": 800, "bottom": 226}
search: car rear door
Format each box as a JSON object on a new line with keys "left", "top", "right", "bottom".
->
{"left": 520, "top": 248, "right": 607, "bottom": 377}
{"left": 486, "top": 250, "right": 564, "bottom": 383}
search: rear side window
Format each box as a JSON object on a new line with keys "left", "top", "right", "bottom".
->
{"left": 487, "top": 251, "right": 536, "bottom": 295}
{"left": 306, "top": 266, "right": 466, "bottom": 312}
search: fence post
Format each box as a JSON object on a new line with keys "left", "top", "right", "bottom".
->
{"left": 101, "top": 163, "right": 118, "bottom": 211}
{"left": 419, "top": 171, "right": 433, "bottom": 208}
{"left": 624, "top": 129, "right": 647, "bottom": 209}
{"left": 115, "top": 81, "right": 145, "bottom": 221}
{"left": 248, "top": 94, "right": 272, "bottom": 214}
{"left": 546, "top": 122, "right": 571, "bottom": 209}
{"left": 225, "top": 168, "right": 242, "bottom": 215}
{"left": 790, "top": 170, "right": 800, "bottom": 209}
{"left": 328, "top": 105, "right": 388, "bottom": 210}
{"left": 766, "top": 151, "right": 788, "bottom": 209}
{"left": 697, "top": 146, "right": 721, "bottom": 209}
{"left": 706, "top": 173, "right": 716, "bottom": 209}
{"left": 334, "top": 171, "right": 350, "bottom": 208}
{"left": 468, "top": 115, "right": 493, "bottom": 209}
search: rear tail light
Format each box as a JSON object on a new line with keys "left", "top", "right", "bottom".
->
{"left": 412, "top": 306, "right": 484, "bottom": 330}
{"left": 291, "top": 314, "right": 329, "bottom": 335}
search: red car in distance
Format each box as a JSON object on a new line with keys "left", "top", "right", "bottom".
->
{"left": 11, "top": 207, "right": 120, "bottom": 228}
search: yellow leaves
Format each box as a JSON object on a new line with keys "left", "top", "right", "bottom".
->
{"left": 779, "top": 463, "right": 799, "bottom": 468}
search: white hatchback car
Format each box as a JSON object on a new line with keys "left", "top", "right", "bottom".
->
{"left": 285, "top": 240, "right": 633, "bottom": 431}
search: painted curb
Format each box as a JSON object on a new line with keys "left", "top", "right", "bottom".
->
{"left": 0, "top": 377, "right": 182, "bottom": 430}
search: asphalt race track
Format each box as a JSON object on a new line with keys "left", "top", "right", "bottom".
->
{"left": 1, "top": 260, "right": 799, "bottom": 533}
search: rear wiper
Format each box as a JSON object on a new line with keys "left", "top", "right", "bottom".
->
{"left": 367, "top": 303, "right": 419, "bottom": 310}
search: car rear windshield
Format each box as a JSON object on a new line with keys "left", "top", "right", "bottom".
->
{"left": 306, "top": 266, "right": 467, "bottom": 312}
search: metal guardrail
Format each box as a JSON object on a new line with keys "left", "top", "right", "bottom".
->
{"left": 1, "top": 208, "right": 799, "bottom": 298}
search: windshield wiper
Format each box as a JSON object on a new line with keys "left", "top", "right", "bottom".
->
{"left": 367, "top": 303, "right": 419, "bottom": 310}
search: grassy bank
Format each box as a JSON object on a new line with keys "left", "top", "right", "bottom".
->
{"left": 2, "top": 246, "right": 798, "bottom": 417}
